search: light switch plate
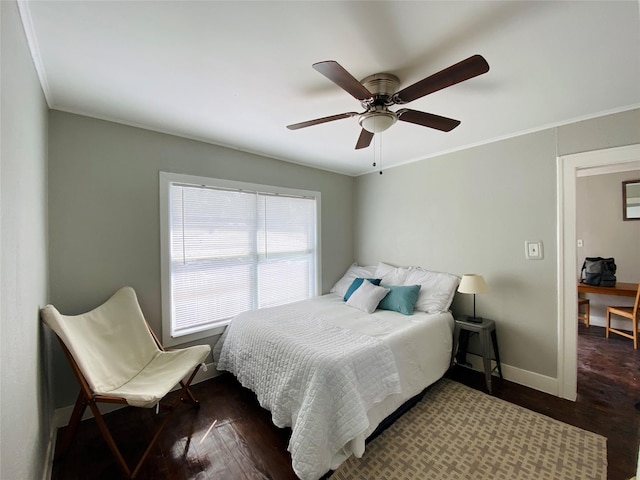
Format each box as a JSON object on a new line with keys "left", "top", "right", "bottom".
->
{"left": 525, "top": 240, "right": 543, "bottom": 260}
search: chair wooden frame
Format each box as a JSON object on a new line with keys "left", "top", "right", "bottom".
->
{"left": 606, "top": 284, "right": 640, "bottom": 349}
{"left": 578, "top": 297, "right": 590, "bottom": 327}
{"left": 54, "top": 323, "right": 203, "bottom": 479}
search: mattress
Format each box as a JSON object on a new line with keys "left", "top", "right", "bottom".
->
{"left": 214, "top": 293, "right": 454, "bottom": 480}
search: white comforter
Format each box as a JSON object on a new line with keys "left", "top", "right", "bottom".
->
{"left": 216, "top": 301, "right": 401, "bottom": 480}
{"left": 215, "top": 294, "right": 454, "bottom": 480}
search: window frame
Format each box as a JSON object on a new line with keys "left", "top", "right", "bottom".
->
{"left": 159, "top": 172, "right": 321, "bottom": 346}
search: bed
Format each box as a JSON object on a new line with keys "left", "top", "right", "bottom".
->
{"left": 214, "top": 262, "right": 459, "bottom": 480}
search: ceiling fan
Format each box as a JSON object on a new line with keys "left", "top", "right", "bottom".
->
{"left": 287, "top": 55, "right": 489, "bottom": 149}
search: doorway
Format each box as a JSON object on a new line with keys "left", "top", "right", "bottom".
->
{"left": 557, "top": 143, "right": 640, "bottom": 400}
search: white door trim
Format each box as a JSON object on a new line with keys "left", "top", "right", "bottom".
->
{"left": 557, "top": 143, "right": 640, "bottom": 400}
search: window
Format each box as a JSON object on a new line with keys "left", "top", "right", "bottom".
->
{"left": 160, "top": 172, "right": 320, "bottom": 345}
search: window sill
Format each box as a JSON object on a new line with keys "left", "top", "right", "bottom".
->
{"left": 164, "top": 321, "right": 230, "bottom": 348}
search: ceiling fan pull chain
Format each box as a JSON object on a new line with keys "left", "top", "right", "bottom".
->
{"left": 378, "top": 133, "right": 383, "bottom": 175}
{"left": 372, "top": 124, "right": 377, "bottom": 168}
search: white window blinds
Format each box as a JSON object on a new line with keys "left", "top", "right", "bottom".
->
{"left": 164, "top": 176, "right": 318, "bottom": 341}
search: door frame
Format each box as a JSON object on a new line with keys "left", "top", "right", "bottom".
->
{"left": 557, "top": 143, "right": 640, "bottom": 400}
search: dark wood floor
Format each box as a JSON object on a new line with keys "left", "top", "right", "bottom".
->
{"left": 52, "top": 324, "right": 639, "bottom": 480}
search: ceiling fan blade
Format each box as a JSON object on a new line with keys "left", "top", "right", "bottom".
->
{"left": 397, "top": 109, "right": 461, "bottom": 132}
{"left": 393, "top": 55, "right": 490, "bottom": 104}
{"left": 355, "top": 129, "right": 374, "bottom": 149}
{"left": 287, "top": 112, "right": 358, "bottom": 130}
{"left": 313, "top": 61, "right": 373, "bottom": 101}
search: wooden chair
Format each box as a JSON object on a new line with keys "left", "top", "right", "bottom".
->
{"left": 40, "top": 286, "right": 211, "bottom": 478}
{"left": 578, "top": 297, "right": 590, "bottom": 327}
{"left": 606, "top": 284, "right": 640, "bottom": 349}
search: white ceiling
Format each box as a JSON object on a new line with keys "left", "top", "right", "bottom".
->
{"left": 20, "top": 1, "right": 640, "bottom": 176}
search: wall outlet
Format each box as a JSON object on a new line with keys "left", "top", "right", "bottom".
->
{"left": 577, "top": 239, "right": 584, "bottom": 247}
{"left": 525, "top": 240, "right": 544, "bottom": 260}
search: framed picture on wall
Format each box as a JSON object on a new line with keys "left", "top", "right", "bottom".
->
{"left": 622, "top": 179, "right": 640, "bottom": 221}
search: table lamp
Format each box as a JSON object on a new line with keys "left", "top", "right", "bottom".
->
{"left": 457, "top": 274, "right": 489, "bottom": 323}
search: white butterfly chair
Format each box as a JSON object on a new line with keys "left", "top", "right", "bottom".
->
{"left": 41, "top": 286, "right": 211, "bottom": 479}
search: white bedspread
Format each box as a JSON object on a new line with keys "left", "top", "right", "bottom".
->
{"left": 215, "top": 294, "right": 454, "bottom": 480}
{"left": 216, "top": 302, "right": 401, "bottom": 480}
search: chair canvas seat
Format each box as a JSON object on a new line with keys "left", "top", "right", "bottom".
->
{"left": 104, "top": 345, "right": 210, "bottom": 407}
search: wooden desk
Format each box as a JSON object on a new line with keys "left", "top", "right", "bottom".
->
{"left": 578, "top": 281, "right": 638, "bottom": 297}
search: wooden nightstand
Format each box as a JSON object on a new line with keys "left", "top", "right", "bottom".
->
{"left": 452, "top": 317, "right": 503, "bottom": 393}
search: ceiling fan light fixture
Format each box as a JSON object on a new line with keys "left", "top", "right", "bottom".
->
{"left": 289, "top": 56, "right": 490, "bottom": 150}
{"left": 359, "top": 111, "right": 397, "bottom": 133}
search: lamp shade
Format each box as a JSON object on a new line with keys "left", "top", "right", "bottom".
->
{"left": 457, "top": 274, "right": 489, "bottom": 294}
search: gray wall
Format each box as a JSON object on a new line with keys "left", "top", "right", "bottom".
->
{"left": 577, "top": 169, "right": 640, "bottom": 326}
{"left": 354, "top": 108, "right": 640, "bottom": 381}
{"left": 48, "top": 108, "right": 639, "bottom": 408}
{"left": 1, "top": 2, "right": 51, "bottom": 479}
{"left": 48, "top": 111, "right": 355, "bottom": 407}
{"left": 355, "top": 130, "right": 559, "bottom": 378}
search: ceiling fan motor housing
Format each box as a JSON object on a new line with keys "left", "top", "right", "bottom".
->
{"left": 358, "top": 73, "right": 400, "bottom": 132}
{"left": 360, "top": 73, "right": 400, "bottom": 106}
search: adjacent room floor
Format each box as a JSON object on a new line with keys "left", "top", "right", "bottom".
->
{"left": 51, "top": 324, "right": 639, "bottom": 480}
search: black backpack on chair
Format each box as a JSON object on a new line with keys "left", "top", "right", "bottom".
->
{"left": 580, "top": 257, "right": 617, "bottom": 287}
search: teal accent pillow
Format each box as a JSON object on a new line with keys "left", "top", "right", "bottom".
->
{"left": 344, "top": 278, "right": 382, "bottom": 301}
{"left": 378, "top": 284, "right": 421, "bottom": 315}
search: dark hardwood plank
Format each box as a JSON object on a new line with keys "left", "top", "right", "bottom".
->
{"left": 52, "top": 324, "right": 639, "bottom": 479}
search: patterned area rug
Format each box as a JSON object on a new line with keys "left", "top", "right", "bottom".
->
{"left": 330, "top": 379, "right": 606, "bottom": 480}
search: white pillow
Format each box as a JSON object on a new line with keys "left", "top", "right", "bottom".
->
{"left": 374, "top": 261, "right": 410, "bottom": 285}
{"left": 346, "top": 280, "right": 390, "bottom": 314}
{"left": 330, "top": 263, "right": 377, "bottom": 297}
{"left": 404, "top": 267, "right": 460, "bottom": 313}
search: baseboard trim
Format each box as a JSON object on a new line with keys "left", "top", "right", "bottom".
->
{"left": 41, "top": 418, "right": 57, "bottom": 480}
{"left": 463, "top": 353, "right": 559, "bottom": 396}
